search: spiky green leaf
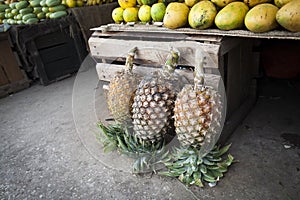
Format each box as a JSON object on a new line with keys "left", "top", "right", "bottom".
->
{"left": 212, "top": 144, "right": 231, "bottom": 157}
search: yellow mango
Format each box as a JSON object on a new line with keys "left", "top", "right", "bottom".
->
{"left": 274, "top": 0, "right": 293, "bottom": 7}
{"left": 215, "top": 2, "right": 249, "bottom": 30}
{"left": 188, "top": 1, "right": 217, "bottom": 30}
{"left": 245, "top": 3, "right": 279, "bottom": 32}
{"left": 243, "top": 0, "right": 272, "bottom": 7}
{"left": 276, "top": 0, "right": 300, "bottom": 32}
{"left": 211, "top": 0, "right": 237, "bottom": 7}
{"left": 163, "top": 3, "right": 189, "bottom": 29}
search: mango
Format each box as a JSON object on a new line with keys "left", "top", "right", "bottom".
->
{"left": 138, "top": 5, "right": 151, "bottom": 23}
{"left": 151, "top": 3, "right": 166, "bottom": 22}
{"left": 188, "top": 1, "right": 217, "bottom": 30}
{"left": 140, "top": 0, "right": 157, "bottom": 5}
{"left": 245, "top": 3, "right": 279, "bottom": 33}
{"left": 211, "top": 0, "right": 237, "bottom": 7}
{"left": 276, "top": 0, "right": 300, "bottom": 32}
{"left": 112, "top": 7, "right": 124, "bottom": 24}
{"left": 118, "top": 0, "right": 136, "bottom": 9}
{"left": 215, "top": 2, "right": 249, "bottom": 30}
{"left": 185, "top": 0, "right": 200, "bottom": 7}
{"left": 274, "top": 0, "right": 293, "bottom": 7}
{"left": 243, "top": 0, "right": 272, "bottom": 7}
{"left": 123, "top": 7, "right": 139, "bottom": 23}
{"left": 163, "top": 2, "right": 189, "bottom": 29}
{"left": 66, "top": 0, "right": 76, "bottom": 7}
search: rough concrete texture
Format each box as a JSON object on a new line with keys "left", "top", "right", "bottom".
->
{"left": 0, "top": 62, "right": 300, "bottom": 199}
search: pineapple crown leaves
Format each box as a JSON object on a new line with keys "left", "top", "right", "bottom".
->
{"left": 159, "top": 144, "right": 235, "bottom": 187}
{"left": 162, "top": 48, "right": 179, "bottom": 76}
{"left": 96, "top": 121, "right": 170, "bottom": 173}
{"left": 124, "top": 47, "right": 138, "bottom": 73}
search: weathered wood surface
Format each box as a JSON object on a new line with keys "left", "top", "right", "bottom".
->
{"left": 89, "top": 38, "right": 220, "bottom": 69}
{"left": 91, "top": 23, "right": 300, "bottom": 40}
{"left": 218, "top": 80, "right": 257, "bottom": 144}
{"left": 96, "top": 63, "right": 221, "bottom": 91}
{"left": 0, "top": 77, "right": 30, "bottom": 98}
{"left": 91, "top": 30, "right": 224, "bottom": 43}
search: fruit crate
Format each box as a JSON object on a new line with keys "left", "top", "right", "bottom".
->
{"left": 0, "top": 32, "right": 30, "bottom": 98}
{"left": 88, "top": 24, "right": 261, "bottom": 143}
{"left": 9, "top": 15, "right": 88, "bottom": 85}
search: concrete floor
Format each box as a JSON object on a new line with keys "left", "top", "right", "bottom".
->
{"left": 0, "top": 61, "right": 299, "bottom": 199}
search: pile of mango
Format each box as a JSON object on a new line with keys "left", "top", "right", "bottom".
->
{"left": 112, "top": 0, "right": 300, "bottom": 32}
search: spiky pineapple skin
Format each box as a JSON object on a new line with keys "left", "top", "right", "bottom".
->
{"left": 132, "top": 72, "right": 177, "bottom": 144}
{"left": 174, "top": 84, "right": 222, "bottom": 147}
{"left": 107, "top": 71, "right": 140, "bottom": 124}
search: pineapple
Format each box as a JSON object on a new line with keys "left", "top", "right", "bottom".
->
{"left": 174, "top": 57, "right": 222, "bottom": 148}
{"left": 132, "top": 49, "right": 186, "bottom": 144}
{"left": 107, "top": 47, "right": 141, "bottom": 125}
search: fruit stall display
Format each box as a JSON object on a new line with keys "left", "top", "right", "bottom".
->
{"left": 87, "top": 0, "right": 300, "bottom": 187}
{"left": 111, "top": 0, "right": 300, "bottom": 33}
{"left": 0, "top": 0, "right": 116, "bottom": 25}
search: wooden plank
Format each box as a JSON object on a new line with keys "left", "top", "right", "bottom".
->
{"left": 219, "top": 38, "right": 243, "bottom": 56}
{"left": 89, "top": 37, "right": 220, "bottom": 69}
{"left": 0, "top": 40, "right": 24, "bottom": 83}
{"left": 218, "top": 80, "right": 257, "bottom": 144}
{"left": 0, "top": 66, "right": 9, "bottom": 86}
{"left": 225, "top": 40, "right": 258, "bottom": 119}
{"left": 91, "top": 23, "right": 300, "bottom": 40}
{"left": 34, "top": 31, "right": 67, "bottom": 50}
{"left": 0, "top": 76, "right": 30, "bottom": 98}
{"left": 96, "top": 63, "right": 221, "bottom": 90}
{"left": 91, "top": 31, "right": 223, "bottom": 43}
{"left": 225, "top": 44, "right": 242, "bottom": 118}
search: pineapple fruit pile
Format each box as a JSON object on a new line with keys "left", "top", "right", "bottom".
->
{"left": 112, "top": 0, "right": 300, "bottom": 32}
{"left": 97, "top": 47, "right": 234, "bottom": 187}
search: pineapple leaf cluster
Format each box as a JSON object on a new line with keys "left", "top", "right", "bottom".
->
{"left": 96, "top": 122, "right": 235, "bottom": 187}
{"left": 159, "top": 144, "right": 234, "bottom": 187}
{"left": 96, "top": 121, "right": 170, "bottom": 173}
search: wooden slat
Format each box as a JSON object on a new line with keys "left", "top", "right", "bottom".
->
{"left": 218, "top": 80, "right": 257, "bottom": 144}
{"left": 96, "top": 63, "right": 221, "bottom": 90}
{"left": 91, "top": 30, "right": 223, "bottom": 43}
{"left": 0, "top": 66, "right": 9, "bottom": 86}
{"left": 91, "top": 23, "right": 300, "bottom": 40}
{"left": 0, "top": 76, "right": 30, "bottom": 98}
{"left": 0, "top": 40, "right": 24, "bottom": 83}
{"left": 89, "top": 37, "right": 220, "bottom": 69}
{"left": 226, "top": 44, "right": 242, "bottom": 118}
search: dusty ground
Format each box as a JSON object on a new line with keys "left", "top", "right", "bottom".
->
{"left": 0, "top": 60, "right": 299, "bottom": 199}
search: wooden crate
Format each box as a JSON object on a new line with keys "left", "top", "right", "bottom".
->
{"left": 9, "top": 16, "right": 88, "bottom": 85}
{"left": 88, "top": 25, "right": 260, "bottom": 143}
{"left": 0, "top": 32, "right": 30, "bottom": 98}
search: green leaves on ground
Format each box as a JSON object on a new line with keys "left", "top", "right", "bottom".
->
{"left": 96, "top": 122, "right": 235, "bottom": 187}
{"left": 159, "top": 144, "right": 234, "bottom": 187}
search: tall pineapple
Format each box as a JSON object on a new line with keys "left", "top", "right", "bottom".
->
{"left": 107, "top": 47, "right": 141, "bottom": 125}
{"left": 132, "top": 49, "right": 186, "bottom": 144}
{"left": 174, "top": 57, "right": 223, "bottom": 148}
